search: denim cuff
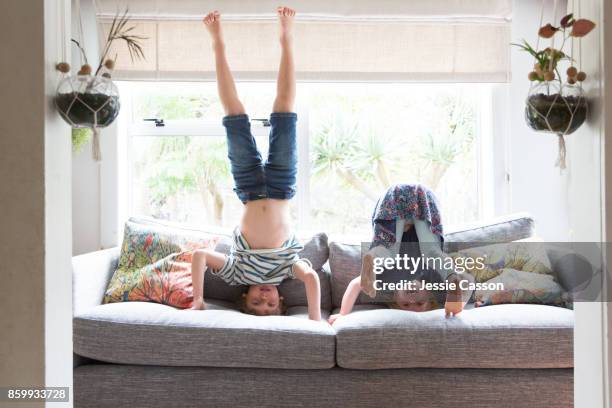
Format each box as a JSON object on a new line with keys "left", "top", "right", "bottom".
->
{"left": 270, "top": 112, "right": 298, "bottom": 119}
{"left": 222, "top": 114, "right": 250, "bottom": 125}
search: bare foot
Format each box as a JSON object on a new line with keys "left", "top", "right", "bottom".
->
{"left": 277, "top": 6, "right": 295, "bottom": 43}
{"left": 360, "top": 253, "right": 377, "bottom": 298}
{"left": 203, "top": 11, "right": 223, "bottom": 45}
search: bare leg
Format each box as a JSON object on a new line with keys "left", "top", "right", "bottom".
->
{"left": 203, "top": 11, "right": 245, "bottom": 116}
{"left": 273, "top": 6, "right": 296, "bottom": 113}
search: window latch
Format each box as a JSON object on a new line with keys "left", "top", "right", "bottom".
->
{"left": 144, "top": 118, "right": 165, "bottom": 127}
{"left": 251, "top": 118, "right": 271, "bottom": 127}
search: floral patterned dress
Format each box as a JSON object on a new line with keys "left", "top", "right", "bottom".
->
{"left": 370, "top": 183, "right": 444, "bottom": 249}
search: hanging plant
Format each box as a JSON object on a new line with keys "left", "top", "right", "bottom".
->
{"left": 512, "top": 9, "right": 595, "bottom": 169}
{"left": 55, "top": 9, "right": 146, "bottom": 161}
{"left": 71, "top": 127, "right": 92, "bottom": 153}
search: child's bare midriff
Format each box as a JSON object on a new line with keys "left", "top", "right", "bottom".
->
{"left": 240, "top": 198, "right": 292, "bottom": 249}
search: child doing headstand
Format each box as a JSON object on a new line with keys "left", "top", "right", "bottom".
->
{"left": 190, "top": 7, "right": 321, "bottom": 321}
{"left": 329, "top": 184, "right": 473, "bottom": 324}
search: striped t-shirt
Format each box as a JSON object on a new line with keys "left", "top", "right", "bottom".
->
{"left": 212, "top": 228, "right": 310, "bottom": 286}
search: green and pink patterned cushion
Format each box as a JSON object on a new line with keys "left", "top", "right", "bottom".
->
{"left": 103, "top": 219, "right": 218, "bottom": 309}
{"left": 474, "top": 268, "right": 570, "bottom": 308}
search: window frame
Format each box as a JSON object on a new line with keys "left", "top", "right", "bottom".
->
{"left": 109, "top": 81, "right": 507, "bottom": 247}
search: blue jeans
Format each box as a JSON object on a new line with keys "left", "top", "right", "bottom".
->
{"left": 222, "top": 112, "right": 298, "bottom": 203}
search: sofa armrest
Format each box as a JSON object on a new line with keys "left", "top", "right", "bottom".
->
{"left": 72, "top": 247, "right": 119, "bottom": 316}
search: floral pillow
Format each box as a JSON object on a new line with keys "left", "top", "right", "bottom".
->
{"left": 450, "top": 241, "right": 553, "bottom": 283}
{"left": 103, "top": 220, "right": 218, "bottom": 308}
{"left": 474, "top": 268, "right": 571, "bottom": 308}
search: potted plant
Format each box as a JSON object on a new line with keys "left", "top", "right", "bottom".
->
{"left": 512, "top": 13, "right": 595, "bottom": 168}
{"left": 54, "top": 9, "right": 145, "bottom": 160}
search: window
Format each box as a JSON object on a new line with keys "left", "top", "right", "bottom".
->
{"left": 118, "top": 81, "right": 500, "bottom": 237}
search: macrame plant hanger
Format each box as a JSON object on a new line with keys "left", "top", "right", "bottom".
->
{"left": 526, "top": 0, "right": 585, "bottom": 170}
{"left": 55, "top": 0, "right": 120, "bottom": 161}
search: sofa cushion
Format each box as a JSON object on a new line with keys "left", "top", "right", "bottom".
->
{"left": 450, "top": 241, "right": 553, "bottom": 283}
{"left": 474, "top": 269, "right": 570, "bottom": 307}
{"left": 334, "top": 304, "right": 573, "bottom": 369}
{"left": 74, "top": 301, "right": 335, "bottom": 369}
{"left": 329, "top": 242, "right": 392, "bottom": 308}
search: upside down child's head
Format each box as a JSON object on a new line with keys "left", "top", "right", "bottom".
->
{"left": 238, "top": 284, "right": 286, "bottom": 316}
{"left": 391, "top": 279, "right": 440, "bottom": 312}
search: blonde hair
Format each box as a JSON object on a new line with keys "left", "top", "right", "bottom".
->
{"left": 389, "top": 291, "right": 440, "bottom": 311}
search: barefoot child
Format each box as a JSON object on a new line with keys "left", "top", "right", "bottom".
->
{"left": 329, "top": 184, "right": 473, "bottom": 324}
{"left": 190, "top": 8, "right": 322, "bottom": 321}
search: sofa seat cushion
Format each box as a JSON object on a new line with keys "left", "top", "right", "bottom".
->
{"left": 74, "top": 301, "right": 335, "bottom": 369}
{"left": 334, "top": 304, "right": 573, "bottom": 369}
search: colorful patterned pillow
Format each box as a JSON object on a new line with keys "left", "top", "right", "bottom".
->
{"left": 474, "top": 268, "right": 570, "bottom": 308}
{"left": 103, "top": 220, "right": 218, "bottom": 308}
{"left": 450, "top": 241, "right": 553, "bottom": 283}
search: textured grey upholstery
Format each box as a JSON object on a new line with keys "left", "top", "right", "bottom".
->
{"left": 334, "top": 304, "right": 573, "bottom": 369}
{"left": 444, "top": 212, "right": 535, "bottom": 252}
{"left": 72, "top": 213, "right": 575, "bottom": 408}
{"left": 74, "top": 301, "right": 335, "bottom": 369}
{"left": 75, "top": 364, "right": 573, "bottom": 408}
{"left": 328, "top": 242, "right": 392, "bottom": 308}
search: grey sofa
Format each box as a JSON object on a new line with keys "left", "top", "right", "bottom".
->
{"left": 73, "top": 213, "right": 573, "bottom": 408}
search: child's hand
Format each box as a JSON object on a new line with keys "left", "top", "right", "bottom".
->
{"left": 444, "top": 299, "right": 463, "bottom": 317}
{"left": 444, "top": 282, "right": 463, "bottom": 317}
{"left": 328, "top": 313, "right": 343, "bottom": 325}
{"left": 190, "top": 298, "right": 207, "bottom": 310}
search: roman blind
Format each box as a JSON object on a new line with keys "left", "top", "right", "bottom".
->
{"left": 94, "top": 0, "right": 512, "bottom": 82}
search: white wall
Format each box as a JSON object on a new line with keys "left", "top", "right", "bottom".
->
{"left": 509, "top": 0, "right": 602, "bottom": 243}
{"left": 509, "top": 0, "right": 571, "bottom": 241}
{"left": 72, "top": 0, "right": 103, "bottom": 255}
{"left": 45, "top": 0, "right": 74, "bottom": 404}
{"left": 605, "top": 0, "right": 612, "bottom": 403}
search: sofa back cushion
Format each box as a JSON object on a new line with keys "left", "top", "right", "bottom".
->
{"left": 329, "top": 213, "right": 536, "bottom": 308}
{"left": 329, "top": 242, "right": 393, "bottom": 308}
{"left": 444, "top": 213, "right": 535, "bottom": 252}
